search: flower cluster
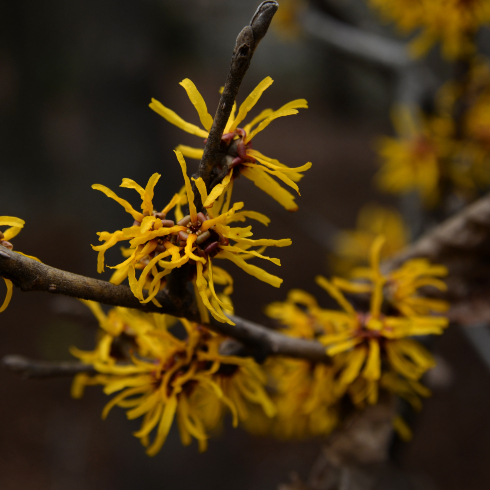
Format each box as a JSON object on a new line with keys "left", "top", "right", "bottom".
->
{"left": 263, "top": 236, "right": 448, "bottom": 439}
{"left": 150, "top": 77, "right": 311, "bottom": 211}
{"left": 0, "top": 217, "right": 39, "bottom": 313}
{"left": 92, "top": 150, "right": 291, "bottom": 324}
{"left": 374, "top": 60, "right": 490, "bottom": 208}
{"left": 72, "top": 301, "right": 276, "bottom": 455}
{"left": 369, "top": 0, "right": 490, "bottom": 60}
{"left": 374, "top": 106, "right": 453, "bottom": 207}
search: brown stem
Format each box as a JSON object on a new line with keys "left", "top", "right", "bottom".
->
{"left": 173, "top": 1, "right": 278, "bottom": 299}
{"left": 382, "top": 191, "right": 490, "bottom": 271}
{"left": 2, "top": 355, "right": 96, "bottom": 378}
{"left": 0, "top": 245, "right": 328, "bottom": 362}
{"left": 196, "top": 1, "right": 279, "bottom": 195}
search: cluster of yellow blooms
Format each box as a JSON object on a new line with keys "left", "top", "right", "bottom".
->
{"left": 73, "top": 236, "right": 448, "bottom": 450}
{"left": 369, "top": 0, "right": 490, "bottom": 60}
{"left": 375, "top": 59, "right": 490, "bottom": 208}
{"left": 0, "top": 69, "right": 451, "bottom": 457}
{"left": 71, "top": 301, "right": 275, "bottom": 455}
{"left": 92, "top": 77, "right": 310, "bottom": 324}
{"left": 263, "top": 237, "right": 448, "bottom": 439}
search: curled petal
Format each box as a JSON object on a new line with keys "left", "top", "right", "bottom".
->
{"left": 0, "top": 278, "right": 13, "bottom": 313}
{"left": 92, "top": 184, "right": 144, "bottom": 222}
{"left": 180, "top": 79, "right": 214, "bottom": 131}
{"left": 149, "top": 98, "right": 209, "bottom": 138}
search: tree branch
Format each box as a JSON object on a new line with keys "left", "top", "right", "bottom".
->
{"left": 382, "top": 191, "right": 490, "bottom": 270}
{"left": 0, "top": 245, "right": 328, "bottom": 363}
{"left": 2, "top": 355, "right": 96, "bottom": 378}
{"left": 197, "top": 0, "right": 278, "bottom": 191}
{"left": 300, "top": 6, "right": 410, "bottom": 70}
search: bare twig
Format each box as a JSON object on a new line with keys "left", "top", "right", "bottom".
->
{"left": 2, "top": 355, "right": 96, "bottom": 378}
{"left": 197, "top": 0, "right": 278, "bottom": 192}
{"left": 300, "top": 6, "right": 410, "bottom": 70}
{"left": 382, "top": 191, "right": 490, "bottom": 270}
{"left": 0, "top": 245, "right": 328, "bottom": 362}
{"left": 300, "top": 7, "right": 437, "bottom": 108}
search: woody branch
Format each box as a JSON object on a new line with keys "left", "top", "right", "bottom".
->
{"left": 4, "top": 189, "right": 490, "bottom": 377}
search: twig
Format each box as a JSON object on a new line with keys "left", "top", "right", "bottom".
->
{"left": 300, "top": 6, "right": 410, "bottom": 70}
{"left": 300, "top": 7, "right": 437, "bottom": 108}
{"left": 0, "top": 245, "right": 328, "bottom": 362}
{"left": 382, "top": 191, "right": 490, "bottom": 271}
{"left": 2, "top": 355, "right": 96, "bottom": 378}
{"left": 197, "top": 0, "right": 278, "bottom": 192}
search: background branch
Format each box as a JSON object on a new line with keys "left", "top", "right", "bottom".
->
{"left": 2, "top": 355, "right": 95, "bottom": 378}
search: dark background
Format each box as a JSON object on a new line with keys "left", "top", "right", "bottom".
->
{"left": 1, "top": 1, "right": 489, "bottom": 489}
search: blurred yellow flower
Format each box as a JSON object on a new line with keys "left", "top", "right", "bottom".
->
{"left": 150, "top": 77, "right": 311, "bottom": 211}
{"left": 370, "top": 0, "right": 490, "bottom": 60}
{"left": 318, "top": 237, "right": 447, "bottom": 405}
{"left": 374, "top": 106, "right": 452, "bottom": 206}
{"left": 72, "top": 308, "right": 276, "bottom": 455}
{"left": 244, "top": 358, "right": 339, "bottom": 440}
{"left": 332, "top": 203, "right": 409, "bottom": 274}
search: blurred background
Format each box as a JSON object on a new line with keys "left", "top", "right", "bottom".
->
{"left": 1, "top": 0, "right": 489, "bottom": 488}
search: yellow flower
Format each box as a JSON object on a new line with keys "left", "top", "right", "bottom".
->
{"left": 332, "top": 203, "right": 409, "bottom": 274}
{"left": 72, "top": 311, "right": 275, "bottom": 455}
{"left": 93, "top": 151, "right": 291, "bottom": 324}
{"left": 370, "top": 0, "right": 490, "bottom": 60}
{"left": 150, "top": 77, "right": 311, "bottom": 211}
{"left": 374, "top": 106, "right": 452, "bottom": 206}
{"left": 242, "top": 358, "right": 339, "bottom": 440}
{"left": 341, "top": 245, "right": 450, "bottom": 317}
{"left": 317, "top": 237, "right": 447, "bottom": 405}
{"left": 0, "top": 216, "right": 40, "bottom": 313}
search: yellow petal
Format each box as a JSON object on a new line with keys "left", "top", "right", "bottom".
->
{"left": 315, "top": 275, "right": 356, "bottom": 316}
{"left": 229, "top": 76, "right": 273, "bottom": 132}
{"left": 149, "top": 98, "right": 209, "bottom": 138}
{"left": 220, "top": 245, "right": 281, "bottom": 266}
{"left": 174, "top": 150, "right": 197, "bottom": 223}
{"left": 179, "top": 79, "right": 213, "bottom": 131}
{"left": 339, "top": 347, "right": 367, "bottom": 385}
{"left": 216, "top": 250, "right": 283, "bottom": 288}
{"left": 92, "top": 184, "right": 144, "bottom": 222}
{"left": 142, "top": 173, "right": 161, "bottom": 214}
{"left": 248, "top": 150, "right": 312, "bottom": 175}
{"left": 175, "top": 145, "right": 204, "bottom": 160}
{"left": 146, "top": 395, "right": 178, "bottom": 456}
{"left": 242, "top": 109, "right": 273, "bottom": 135}
{"left": 243, "top": 163, "right": 300, "bottom": 194}
{"left": 277, "top": 99, "right": 308, "bottom": 111}
{"left": 192, "top": 176, "right": 208, "bottom": 205}
{"left": 241, "top": 166, "right": 298, "bottom": 211}
{"left": 363, "top": 339, "right": 381, "bottom": 381}
{"left": 134, "top": 403, "right": 163, "bottom": 438}
{"left": 245, "top": 108, "right": 298, "bottom": 143}
{"left": 203, "top": 170, "right": 233, "bottom": 208}
{"left": 160, "top": 193, "right": 182, "bottom": 216}
{"left": 231, "top": 210, "right": 270, "bottom": 226}
{"left": 0, "top": 278, "right": 13, "bottom": 313}
{"left": 101, "top": 386, "right": 150, "bottom": 420}
{"left": 0, "top": 216, "right": 25, "bottom": 228}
